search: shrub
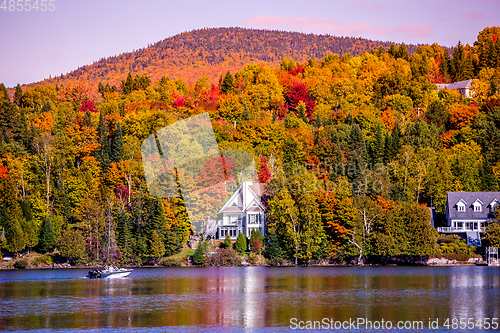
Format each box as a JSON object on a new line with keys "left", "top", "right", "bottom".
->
{"left": 192, "top": 241, "right": 207, "bottom": 265}
{"left": 220, "top": 234, "right": 232, "bottom": 249}
{"left": 162, "top": 258, "right": 182, "bottom": 267}
{"left": 234, "top": 232, "right": 247, "bottom": 254}
{"left": 14, "top": 259, "right": 29, "bottom": 269}
{"left": 248, "top": 252, "right": 265, "bottom": 265}
{"left": 206, "top": 248, "right": 241, "bottom": 266}
{"left": 32, "top": 255, "right": 53, "bottom": 266}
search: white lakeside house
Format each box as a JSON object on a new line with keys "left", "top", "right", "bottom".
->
{"left": 215, "top": 181, "right": 266, "bottom": 240}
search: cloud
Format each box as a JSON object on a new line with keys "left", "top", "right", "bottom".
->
{"left": 241, "top": 16, "right": 382, "bottom": 37}
{"left": 241, "top": 16, "right": 434, "bottom": 41}
{"left": 52, "top": 49, "right": 64, "bottom": 58}
{"left": 463, "top": 11, "right": 486, "bottom": 19}
{"left": 394, "top": 24, "right": 434, "bottom": 38}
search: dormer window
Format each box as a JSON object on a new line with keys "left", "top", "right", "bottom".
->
{"left": 489, "top": 199, "right": 499, "bottom": 212}
{"left": 456, "top": 199, "right": 466, "bottom": 212}
{"left": 472, "top": 199, "right": 483, "bottom": 213}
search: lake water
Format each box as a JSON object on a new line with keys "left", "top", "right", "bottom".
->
{"left": 0, "top": 266, "right": 499, "bottom": 332}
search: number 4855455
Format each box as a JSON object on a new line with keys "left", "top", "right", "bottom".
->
{"left": 1, "top": 0, "right": 56, "bottom": 11}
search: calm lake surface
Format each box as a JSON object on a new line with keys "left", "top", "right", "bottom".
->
{"left": 0, "top": 266, "right": 499, "bottom": 332}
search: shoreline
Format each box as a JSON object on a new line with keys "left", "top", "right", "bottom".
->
{"left": 0, "top": 262, "right": 479, "bottom": 270}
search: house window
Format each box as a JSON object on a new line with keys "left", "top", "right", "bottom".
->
{"left": 457, "top": 204, "right": 465, "bottom": 212}
{"left": 249, "top": 214, "right": 257, "bottom": 224}
{"left": 474, "top": 204, "right": 482, "bottom": 212}
{"left": 229, "top": 215, "right": 240, "bottom": 224}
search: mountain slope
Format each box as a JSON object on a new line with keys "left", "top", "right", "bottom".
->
{"left": 35, "top": 27, "right": 422, "bottom": 87}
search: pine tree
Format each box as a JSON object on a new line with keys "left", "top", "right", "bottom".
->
{"left": 220, "top": 70, "right": 234, "bottom": 94}
{"left": 110, "top": 122, "right": 123, "bottom": 163}
{"left": 383, "top": 133, "right": 392, "bottom": 163}
{"left": 397, "top": 43, "right": 410, "bottom": 61}
{"left": 164, "top": 226, "right": 181, "bottom": 257}
{"left": 38, "top": 216, "right": 56, "bottom": 253}
{"left": 234, "top": 231, "right": 247, "bottom": 254}
{"left": 439, "top": 50, "right": 450, "bottom": 82}
{"left": 149, "top": 230, "right": 165, "bottom": 259}
{"left": 0, "top": 83, "right": 9, "bottom": 102}
{"left": 98, "top": 82, "right": 105, "bottom": 97}
{"left": 392, "top": 122, "right": 401, "bottom": 157}
{"left": 221, "top": 233, "right": 232, "bottom": 249}
{"left": 0, "top": 208, "right": 26, "bottom": 254}
{"left": 121, "top": 73, "right": 134, "bottom": 94}
{"left": 116, "top": 212, "right": 132, "bottom": 259}
{"left": 373, "top": 123, "right": 384, "bottom": 164}
{"left": 192, "top": 241, "right": 206, "bottom": 265}
{"left": 265, "top": 229, "right": 282, "bottom": 259}
{"left": 96, "top": 111, "right": 111, "bottom": 173}
{"left": 13, "top": 84, "right": 23, "bottom": 107}
{"left": 82, "top": 109, "right": 92, "bottom": 128}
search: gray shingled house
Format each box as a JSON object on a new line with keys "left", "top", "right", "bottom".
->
{"left": 436, "top": 79, "right": 474, "bottom": 98}
{"left": 442, "top": 191, "right": 500, "bottom": 246}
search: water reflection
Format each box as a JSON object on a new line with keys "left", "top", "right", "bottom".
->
{"left": 0, "top": 266, "right": 499, "bottom": 332}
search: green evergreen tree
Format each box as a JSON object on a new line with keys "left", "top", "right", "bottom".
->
{"left": 391, "top": 121, "right": 401, "bottom": 157}
{"left": 481, "top": 158, "right": 497, "bottom": 191}
{"left": 0, "top": 208, "right": 26, "bottom": 254}
{"left": 383, "top": 133, "right": 392, "bottom": 163}
{"left": 121, "top": 72, "right": 134, "bottom": 94}
{"left": 82, "top": 109, "right": 92, "bottom": 128}
{"left": 0, "top": 83, "right": 9, "bottom": 102}
{"left": 38, "top": 216, "right": 56, "bottom": 253}
{"left": 164, "top": 226, "right": 182, "bottom": 257}
{"left": 388, "top": 44, "right": 399, "bottom": 58}
{"left": 221, "top": 233, "right": 232, "bottom": 249}
{"left": 192, "top": 241, "right": 206, "bottom": 265}
{"left": 373, "top": 123, "right": 384, "bottom": 164}
{"left": 98, "top": 82, "right": 105, "bottom": 97}
{"left": 149, "top": 230, "right": 166, "bottom": 259}
{"left": 439, "top": 50, "right": 450, "bottom": 82}
{"left": 41, "top": 101, "right": 52, "bottom": 113}
{"left": 220, "top": 70, "right": 234, "bottom": 94}
{"left": 348, "top": 124, "right": 367, "bottom": 194}
{"left": 116, "top": 211, "right": 132, "bottom": 259}
{"left": 264, "top": 229, "right": 282, "bottom": 259}
{"left": 13, "top": 84, "right": 23, "bottom": 107}
{"left": 0, "top": 99, "right": 22, "bottom": 143}
{"left": 58, "top": 228, "right": 86, "bottom": 264}
{"left": 397, "top": 43, "right": 410, "bottom": 61}
{"left": 96, "top": 111, "right": 111, "bottom": 173}
{"left": 234, "top": 231, "right": 247, "bottom": 254}
{"left": 110, "top": 122, "right": 123, "bottom": 163}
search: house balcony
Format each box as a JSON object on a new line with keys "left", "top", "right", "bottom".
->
{"left": 437, "top": 227, "right": 486, "bottom": 233}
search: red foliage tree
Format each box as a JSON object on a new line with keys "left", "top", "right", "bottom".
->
{"left": 285, "top": 82, "right": 315, "bottom": 119}
{"left": 258, "top": 156, "right": 272, "bottom": 183}
{"left": 79, "top": 100, "right": 98, "bottom": 113}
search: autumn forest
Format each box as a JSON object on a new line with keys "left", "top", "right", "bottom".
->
{"left": 1, "top": 27, "right": 500, "bottom": 266}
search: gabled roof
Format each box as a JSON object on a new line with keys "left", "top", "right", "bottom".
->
{"left": 220, "top": 181, "right": 266, "bottom": 213}
{"left": 472, "top": 198, "right": 484, "bottom": 206}
{"left": 447, "top": 192, "right": 500, "bottom": 219}
{"left": 489, "top": 199, "right": 500, "bottom": 207}
{"left": 435, "top": 79, "right": 474, "bottom": 91}
{"left": 446, "top": 79, "right": 473, "bottom": 90}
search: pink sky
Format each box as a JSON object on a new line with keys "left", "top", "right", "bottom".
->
{"left": 0, "top": 0, "right": 498, "bottom": 87}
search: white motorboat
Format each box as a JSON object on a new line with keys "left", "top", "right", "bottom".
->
{"left": 87, "top": 266, "right": 133, "bottom": 279}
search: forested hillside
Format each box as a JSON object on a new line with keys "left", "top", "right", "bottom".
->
{"left": 25, "top": 27, "right": 423, "bottom": 89}
{"left": 1, "top": 27, "right": 500, "bottom": 266}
